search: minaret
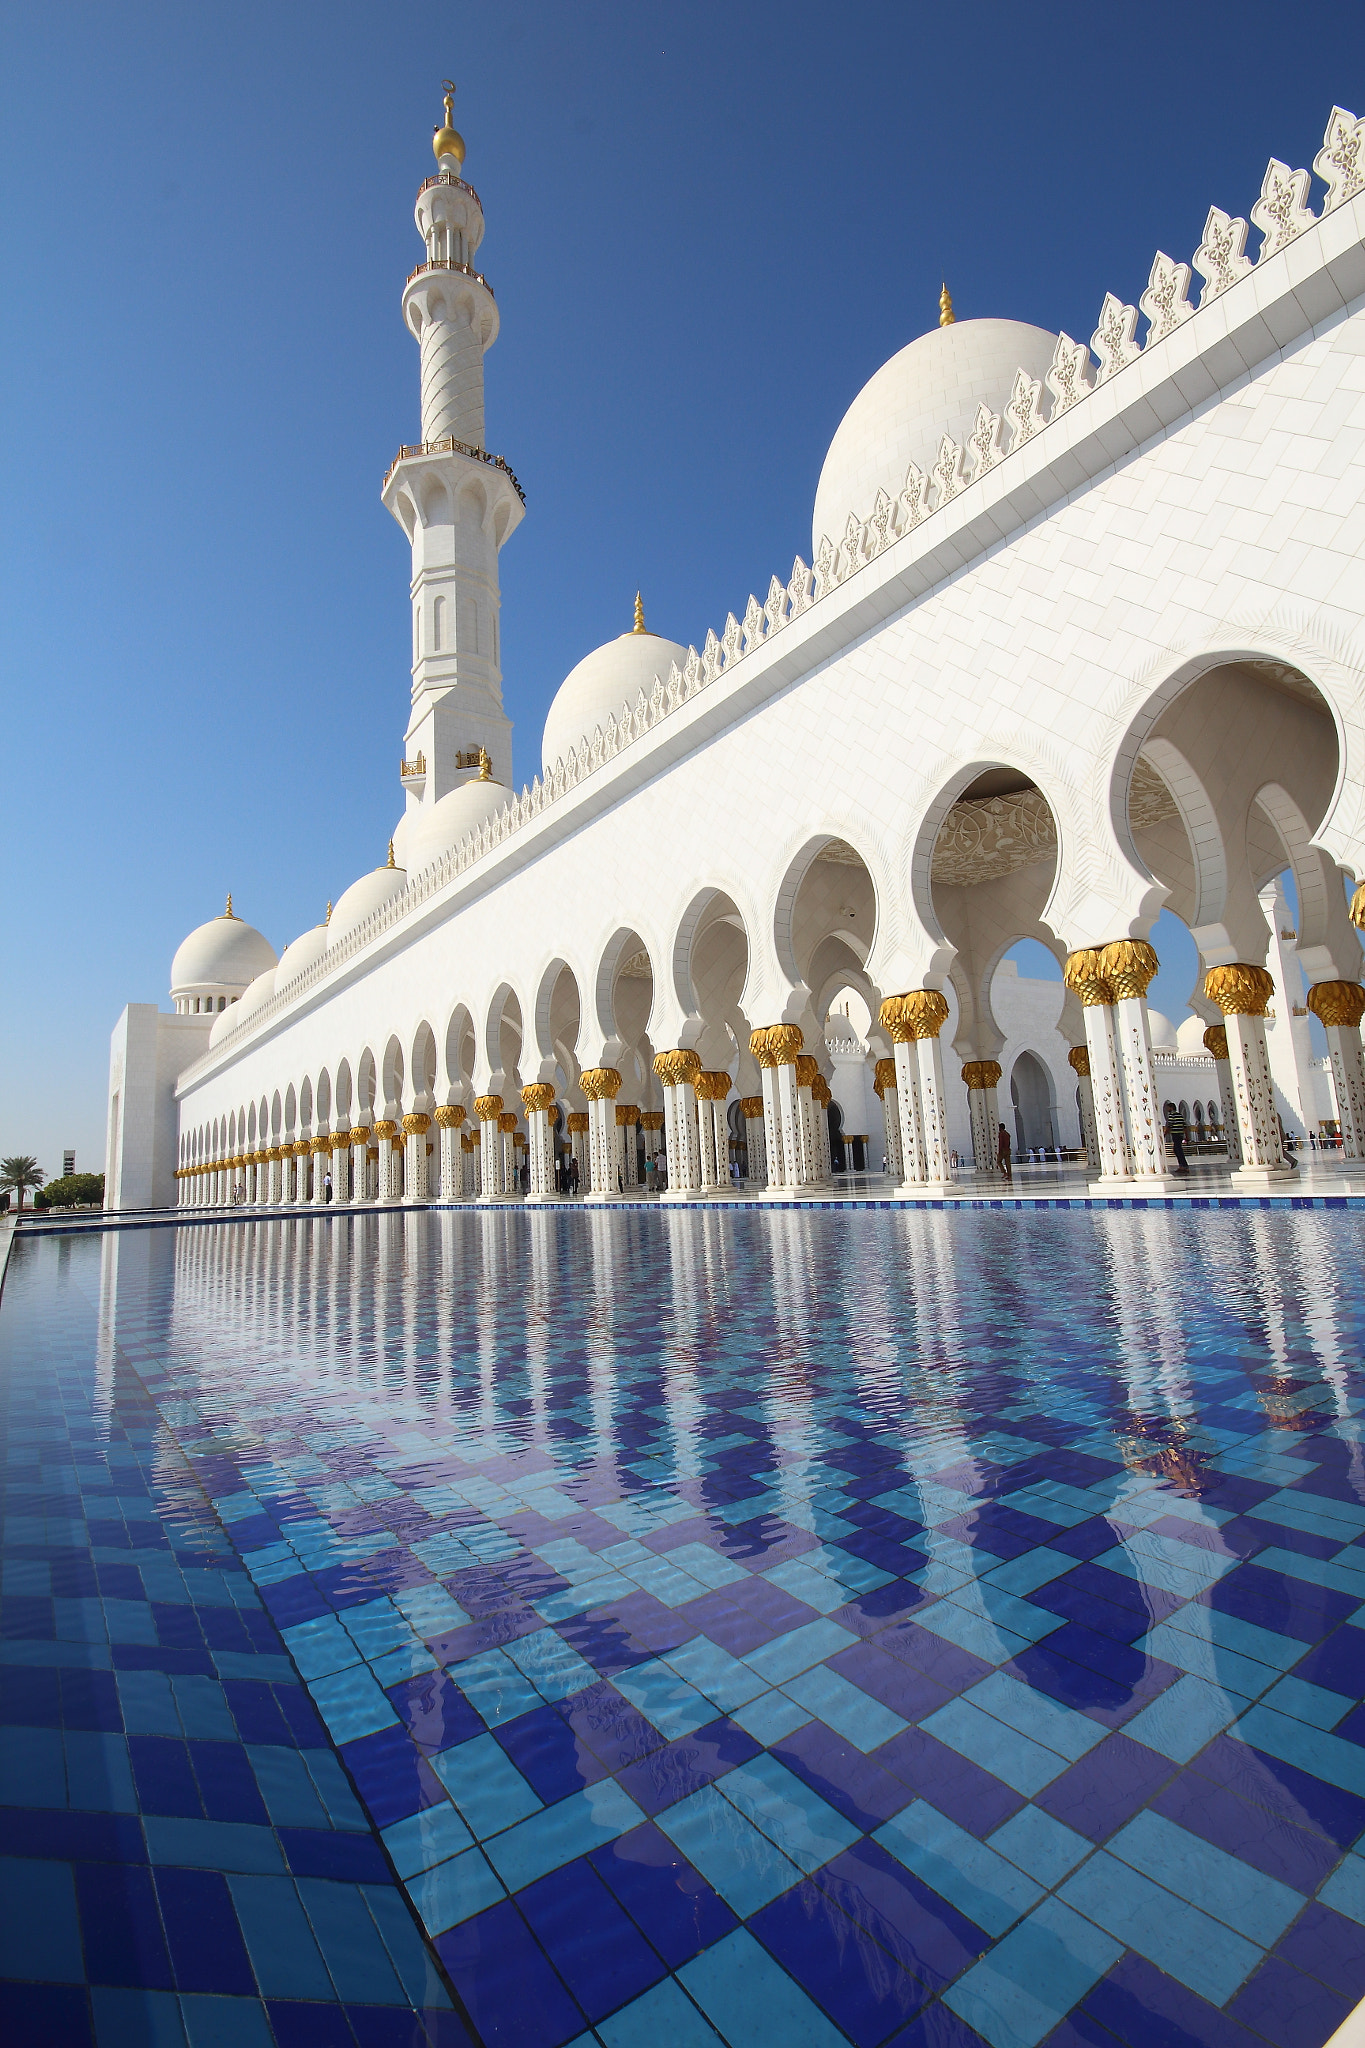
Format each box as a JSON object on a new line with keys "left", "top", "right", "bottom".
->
{"left": 381, "top": 82, "right": 523, "bottom": 813}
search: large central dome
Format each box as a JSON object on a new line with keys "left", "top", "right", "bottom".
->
{"left": 813, "top": 316, "right": 1058, "bottom": 554}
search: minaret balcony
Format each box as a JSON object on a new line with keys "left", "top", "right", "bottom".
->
{"left": 400, "top": 751, "right": 427, "bottom": 792}
{"left": 405, "top": 256, "right": 495, "bottom": 298}
{"left": 382, "top": 437, "right": 527, "bottom": 550}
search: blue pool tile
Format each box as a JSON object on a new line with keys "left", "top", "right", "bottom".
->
{"left": 1225, "top": 1952, "right": 1354, "bottom": 2047}
{"left": 594, "top": 1975, "right": 724, "bottom": 2045}
{"left": 380, "top": 1803, "right": 473, "bottom": 1879}
{"left": 678, "top": 1926, "right": 847, "bottom": 2046}
{"left": 406, "top": 1844, "right": 503, "bottom": 1935}
{"left": 716, "top": 1751, "right": 860, "bottom": 1873}
{"left": 76, "top": 1861, "right": 175, "bottom": 1989}
{"left": 0, "top": 1851, "right": 85, "bottom": 1982}
{"left": 588, "top": 1820, "right": 737, "bottom": 1966}
{"left": 875, "top": 1801, "right": 1042, "bottom": 1936}
{"left": 1057, "top": 1848, "right": 1261, "bottom": 2006}
{"left": 945, "top": 1896, "right": 1121, "bottom": 2048}
{"left": 986, "top": 1806, "right": 1090, "bottom": 1887}
{"left": 1107, "top": 1807, "right": 1303, "bottom": 1946}
{"left": 1122, "top": 1673, "right": 1248, "bottom": 1762}
{"left": 225, "top": 1872, "right": 334, "bottom": 1999}
{"left": 484, "top": 1777, "right": 644, "bottom": 1892}
{"left": 517, "top": 1857, "right": 666, "bottom": 2023}
{"left": 89, "top": 1985, "right": 188, "bottom": 2046}
{"left": 1321, "top": 1851, "right": 1365, "bottom": 1924}
{"left": 428, "top": 1732, "right": 541, "bottom": 1839}
{"left": 655, "top": 1781, "right": 801, "bottom": 1918}
{"left": 434, "top": 1897, "right": 584, "bottom": 2048}
{"left": 155, "top": 1866, "right": 255, "bottom": 1995}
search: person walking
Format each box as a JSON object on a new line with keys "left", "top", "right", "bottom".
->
{"left": 324, "top": 1171, "right": 333, "bottom": 1201}
{"left": 997, "top": 1123, "right": 1012, "bottom": 1180}
{"left": 1166, "top": 1104, "right": 1190, "bottom": 1176}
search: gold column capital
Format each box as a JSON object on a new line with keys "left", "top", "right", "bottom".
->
{"left": 1063, "top": 948, "right": 1114, "bottom": 1006}
{"left": 695, "top": 1070, "right": 732, "bottom": 1101}
{"left": 654, "top": 1048, "right": 702, "bottom": 1087}
{"left": 521, "top": 1083, "right": 557, "bottom": 1115}
{"left": 738, "top": 1096, "right": 764, "bottom": 1118}
{"left": 474, "top": 1094, "right": 504, "bottom": 1122}
{"left": 434, "top": 1104, "right": 465, "bottom": 1127}
{"left": 1098, "top": 938, "right": 1160, "bottom": 1000}
{"left": 872, "top": 1057, "right": 897, "bottom": 1096}
{"left": 401, "top": 1112, "right": 431, "bottom": 1134}
{"left": 640, "top": 1110, "right": 665, "bottom": 1130}
{"left": 1067, "top": 1045, "right": 1091, "bottom": 1078}
{"left": 1307, "top": 979, "right": 1365, "bottom": 1029}
{"left": 962, "top": 1060, "right": 1003, "bottom": 1090}
{"left": 349, "top": 1125, "right": 372, "bottom": 1146}
{"left": 372, "top": 1120, "right": 399, "bottom": 1140}
{"left": 1202, "top": 1024, "right": 1229, "bottom": 1059}
{"left": 579, "top": 1067, "right": 622, "bottom": 1101}
{"left": 794, "top": 1054, "right": 821, "bottom": 1089}
{"left": 1203, "top": 963, "right": 1274, "bottom": 1016}
{"left": 879, "top": 989, "right": 950, "bottom": 1042}
{"left": 497, "top": 1112, "right": 519, "bottom": 1133}
{"left": 566, "top": 1111, "right": 590, "bottom": 1132}
{"left": 749, "top": 1024, "right": 803, "bottom": 1068}
{"left": 614, "top": 1103, "right": 640, "bottom": 1126}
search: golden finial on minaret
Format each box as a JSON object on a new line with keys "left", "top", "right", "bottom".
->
{"left": 939, "top": 283, "right": 955, "bottom": 328}
{"left": 224, "top": 892, "right": 237, "bottom": 919}
{"left": 433, "top": 79, "right": 465, "bottom": 170}
{"left": 476, "top": 747, "right": 492, "bottom": 781}
{"left": 633, "top": 592, "right": 647, "bottom": 634}
{"left": 386, "top": 840, "right": 396, "bottom": 869}
{"left": 324, "top": 901, "right": 332, "bottom": 926}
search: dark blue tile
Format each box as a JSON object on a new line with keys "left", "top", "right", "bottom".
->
{"left": 493, "top": 1703, "right": 609, "bottom": 1805}
{"left": 156, "top": 1866, "right": 255, "bottom": 1995}
{"left": 1226, "top": 1955, "right": 1351, "bottom": 2048}
{"left": 0, "top": 1982, "right": 93, "bottom": 2047}
{"left": 1151, "top": 1765, "right": 1338, "bottom": 1892}
{"left": 390, "top": 1672, "right": 486, "bottom": 1758}
{"left": 588, "top": 1820, "right": 737, "bottom": 1967}
{"left": 752, "top": 1875, "right": 932, "bottom": 2043}
{"left": 222, "top": 1681, "right": 294, "bottom": 1747}
{"left": 812, "top": 1836, "right": 989, "bottom": 1994}
{"left": 434, "top": 1899, "right": 583, "bottom": 2048}
{"left": 339, "top": 1725, "right": 445, "bottom": 1829}
{"left": 614, "top": 1716, "right": 758, "bottom": 1818}
{"left": 264, "top": 2001, "right": 357, "bottom": 2048}
{"left": 0, "top": 1805, "right": 145, "bottom": 1863}
{"left": 1034, "top": 1732, "right": 1174, "bottom": 1842}
{"left": 75, "top": 1862, "right": 175, "bottom": 1989}
{"left": 1272, "top": 1902, "right": 1365, "bottom": 2003}
{"left": 874, "top": 1726, "right": 1023, "bottom": 1837}
{"left": 278, "top": 1830, "right": 389, "bottom": 1882}
{"left": 127, "top": 1736, "right": 202, "bottom": 1819}
{"left": 1193, "top": 1734, "right": 1365, "bottom": 1849}
{"left": 773, "top": 1720, "right": 915, "bottom": 1830}
{"left": 517, "top": 1858, "right": 665, "bottom": 2023}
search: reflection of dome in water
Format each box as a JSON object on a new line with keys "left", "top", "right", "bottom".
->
{"left": 813, "top": 315, "right": 1057, "bottom": 554}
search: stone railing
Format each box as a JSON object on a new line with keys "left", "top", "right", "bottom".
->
{"left": 179, "top": 105, "right": 1362, "bottom": 1090}
{"left": 405, "top": 257, "right": 494, "bottom": 296}
{"left": 381, "top": 436, "right": 525, "bottom": 502}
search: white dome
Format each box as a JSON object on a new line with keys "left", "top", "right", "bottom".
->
{"left": 406, "top": 777, "right": 510, "bottom": 874}
{"left": 813, "top": 317, "right": 1058, "bottom": 555}
{"left": 208, "top": 1003, "right": 238, "bottom": 1048}
{"left": 170, "top": 906, "right": 276, "bottom": 999}
{"left": 275, "top": 922, "right": 329, "bottom": 988}
{"left": 1146, "top": 1010, "right": 1178, "bottom": 1051}
{"left": 327, "top": 861, "right": 408, "bottom": 947}
{"left": 542, "top": 626, "right": 688, "bottom": 775}
{"left": 1176, "top": 1015, "right": 1209, "bottom": 1055}
{"left": 234, "top": 968, "right": 277, "bottom": 1022}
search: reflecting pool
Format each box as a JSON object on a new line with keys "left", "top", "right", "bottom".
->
{"left": 5, "top": 1206, "right": 1365, "bottom": 2048}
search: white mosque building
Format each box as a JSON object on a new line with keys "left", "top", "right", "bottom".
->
{"left": 107, "top": 94, "right": 1365, "bottom": 1211}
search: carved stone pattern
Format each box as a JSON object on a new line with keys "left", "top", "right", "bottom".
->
{"left": 1251, "top": 159, "right": 1314, "bottom": 257}
{"left": 932, "top": 436, "right": 966, "bottom": 505}
{"left": 1092, "top": 294, "right": 1141, "bottom": 380}
{"left": 931, "top": 787, "right": 1057, "bottom": 887}
{"left": 1193, "top": 207, "right": 1253, "bottom": 303}
{"left": 1140, "top": 253, "right": 1194, "bottom": 342}
{"left": 1316, "top": 106, "right": 1365, "bottom": 211}
{"left": 1005, "top": 370, "right": 1047, "bottom": 447}
{"left": 1046, "top": 333, "right": 1094, "bottom": 413}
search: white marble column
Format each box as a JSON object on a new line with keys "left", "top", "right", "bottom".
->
{"left": 1099, "top": 941, "right": 1172, "bottom": 1188}
{"left": 349, "top": 1127, "right": 370, "bottom": 1204}
{"left": 740, "top": 1097, "right": 766, "bottom": 1185}
{"left": 1064, "top": 951, "right": 1131, "bottom": 1183}
{"left": 1202, "top": 1029, "right": 1242, "bottom": 1167}
{"left": 751, "top": 1028, "right": 802, "bottom": 1193}
{"left": 656, "top": 1050, "right": 703, "bottom": 1199}
{"left": 330, "top": 1134, "right": 349, "bottom": 1204}
{"left": 311, "top": 1137, "right": 330, "bottom": 1205}
{"left": 435, "top": 1106, "right": 465, "bottom": 1199}
{"left": 581, "top": 1068, "right": 622, "bottom": 1200}
{"left": 1205, "top": 965, "right": 1291, "bottom": 1186}
{"left": 873, "top": 1059, "right": 901, "bottom": 1177}
{"left": 614, "top": 1106, "right": 638, "bottom": 1190}
{"left": 402, "top": 1114, "right": 430, "bottom": 1202}
{"left": 880, "top": 993, "right": 954, "bottom": 1195}
{"left": 639, "top": 1111, "right": 663, "bottom": 1187}
{"left": 566, "top": 1112, "right": 589, "bottom": 1190}
{"left": 475, "top": 1096, "right": 505, "bottom": 1201}
{"left": 502, "top": 1119, "right": 520, "bottom": 1197}
{"left": 1307, "top": 982, "right": 1365, "bottom": 1162}
{"left": 961, "top": 1063, "right": 1001, "bottom": 1174}
{"left": 523, "top": 1085, "right": 557, "bottom": 1202}
{"left": 1069, "top": 1047, "right": 1099, "bottom": 1168}
{"left": 695, "top": 1075, "right": 729, "bottom": 1192}
{"left": 811, "top": 1078, "right": 834, "bottom": 1182}
{"left": 793, "top": 1058, "right": 829, "bottom": 1189}
{"left": 463, "top": 1132, "right": 481, "bottom": 1198}
{"left": 373, "top": 1122, "right": 399, "bottom": 1202}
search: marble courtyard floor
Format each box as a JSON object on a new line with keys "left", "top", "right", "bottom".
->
{"left": 3, "top": 1205, "right": 1365, "bottom": 2047}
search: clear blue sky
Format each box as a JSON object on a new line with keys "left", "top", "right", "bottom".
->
{"left": 2, "top": 2, "right": 1361, "bottom": 1176}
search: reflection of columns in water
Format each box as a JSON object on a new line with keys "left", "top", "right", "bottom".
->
{"left": 585, "top": 1208, "right": 622, "bottom": 1463}
{"left": 1291, "top": 1214, "right": 1351, "bottom": 1416}
{"left": 1094, "top": 1210, "right": 1193, "bottom": 1422}
{"left": 523, "top": 1208, "right": 556, "bottom": 1437}
{"left": 662, "top": 1209, "right": 707, "bottom": 1487}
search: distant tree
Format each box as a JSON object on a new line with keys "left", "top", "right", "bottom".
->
{"left": 0, "top": 1156, "right": 45, "bottom": 1212}
{"left": 34, "top": 1173, "right": 104, "bottom": 1211}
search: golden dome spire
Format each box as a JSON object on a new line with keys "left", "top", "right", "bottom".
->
{"left": 632, "top": 591, "right": 647, "bottom": 634}
{"left": 476, "top": 747, "right": 493, "bottom": 781}
{"left": 433, "top": 78, "right": 466, "bottom": 170}
{"left": 224, "top": 892, "right": 238, "bottom": 919}
{"left": 324, "top": 901, "right": 332, "bottom": 926}
{"left": 386, "top": 840, "right": 396, "bottom": 869}
{"left": 939, "top": 283, "right": 955, "bottom": 328}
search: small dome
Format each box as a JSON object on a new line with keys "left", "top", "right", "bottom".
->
{"left": 406, "top": 776, "right": 510, "bottom": 874}
{"left": 208, "top": 1003, "right": 238, "bottom": 1048}
{"left": 275, "top": 922, "right": 329, "bottom": 988}
{"left": 1146, "top": 1010, "right": 1178, "bottom": 1051}
{"left": 234, "top": 968, "right": 277, "bottom": 1022}
{"left": 813, "top": 316, "right": 1058, "bottom": 555}
{"left": 327, "top": 858, "right": 408, "bottom": 947}
{"left": 170, "top": 901, "right": 276, "bottom": 1001}
{"left": 1176, "top": 1015, "right": 1209, "bottom": 1055}
{"left": 542, "top": 612, "right": 688, "bottom": 775}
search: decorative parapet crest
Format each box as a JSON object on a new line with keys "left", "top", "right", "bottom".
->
{"left": 180, "top": 101, "right": 1364, "bottom": 1088}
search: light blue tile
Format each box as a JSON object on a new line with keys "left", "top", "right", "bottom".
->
{"left": 656, "top": 1784, "right": 801, "bottom": 1918}
{"left": 340, "top": 1596, "right": 413, "bottom": 1659}
{"left": 730, "top": 1691, "right": 812, "bottom": 1745}
{"left": 143, "top": 1817, "right": 285, "bottom": 1873}
{"left": 1136, "top": 1622, "right": 1277, "bottom": 1699}
{"left": 983, "top": 1551, "right": 1077, "bottom": 1598}
{"left": 500, "top": 1625, "right": 597, "bottom": 1702}
{"left": 91, "top": 1987, "right": 187, "bottom": 2046}
{"left": 596, "top": 1975, "right": 726, "bottom": 2046}
{"left": 780, "top": 1664, "right": 907, "bottom": 1752}
{"left": 1161, "top": 1603, "right": 1302, "bottom": 1671}
{"left": 628, "top": 1557, "right": 710, "bottom": 1607}
{"left": 664, "top": 1636, "right": 768, "bottom": 1711}
{"left": 743, "top": 1618, "right": 858, "bottom": 1686}
{"left": 762, "top": 1560, "right": 852, "bottom": 1615}
{"left": 429, "top": 1733, "right": 541, "bottom": 1839}
{"left": 1320, "top": 1853, "right": 1365, "bottom": 1926}
{"left": 247, "top": 1746, "right": 329, "bottom": 1829}
{"left": 407, "top": 1845, "right": 504, "bottom": 1935}
{"left": 65, "top": 1731, "right": 137, "bottom": 1813}
{"left": 1124, "top": 1674, "right": 1247, "bottom": 1762}
{"left": 875, "top": 1800, "right": 1043, "bottom": 1936}
{"left": 945, "top": 1896, "right": 1122, "bottom": 2048}
{"left": 279, "top": 1613, "right": 359, "bottom": 1679}
{"left": 1095, "top": 1544, "right": 1226, "bottom": 1602}
{"left": 920, "top": 1698, "right": 1068, "bottom": 1797}
{"left": 1261, "top": 1674, "right": 1353, "bottom": 1730}
{"left": 369, "top": 1641, "right": 438, "bottom": 1687}
{"left": 614, "top": 1657, "right": 716, "bottom": 1740}
{"left": 718, "top": 1753, "right": 859, "bottom": 1873}
{"left": 913, "top": 1600, "right": 1030, "bottom": 1667}
{"left": 116, "top": 1669, "right": 181, "bottom": 1735}
{"left": 381, "top": 1802, "right": 473, "bottom": 1879}
{"left": 394, "top": 1583, "right": 467, "bottom": 1636}
{"left": 1057, "top": 1850, "right": 1261, "bottom": 2006}
{"left": 679, "top": 1928, "right": 847, "bottom": 2046}
{"left": 1252, "top": 1546, "right": 1365, "bottom": 1599}
{"left": 665, "top": 1542, "right": 751, "bottom": 1591}
{"left": 1110, "top": 1810, "right": 1302, "bottom": 1946}
{"left": 171, "top": 1675, "right": 235, "bottom": 1740}
{"left": 944, "top": 1582, "right": 1065, "bottom": 1644}
{"left": 1232, "top": 1705, "right": 1365, "bottom": 1798}
{"left": 987, "top": 1806, "right": 1091, "bottom": 1887}
{"left": 440, "top": 1648, "right": 543, "bottom": 1727}
{"left": 306, "top": 1664, "right": 398, "bottom": 1744}
{"left": 484, "top": 1778, "right": 644, "bottom": 1892}
{"left": 968, "top": 1673, "right": 1106, "bottom": 1764}
{"left": 102, "top": 1597, "right": 158, "bottom": 1645}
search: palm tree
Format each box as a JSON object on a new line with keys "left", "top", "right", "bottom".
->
{"left": 0, "top": 1156, "right": 45, "bottom": 1213}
